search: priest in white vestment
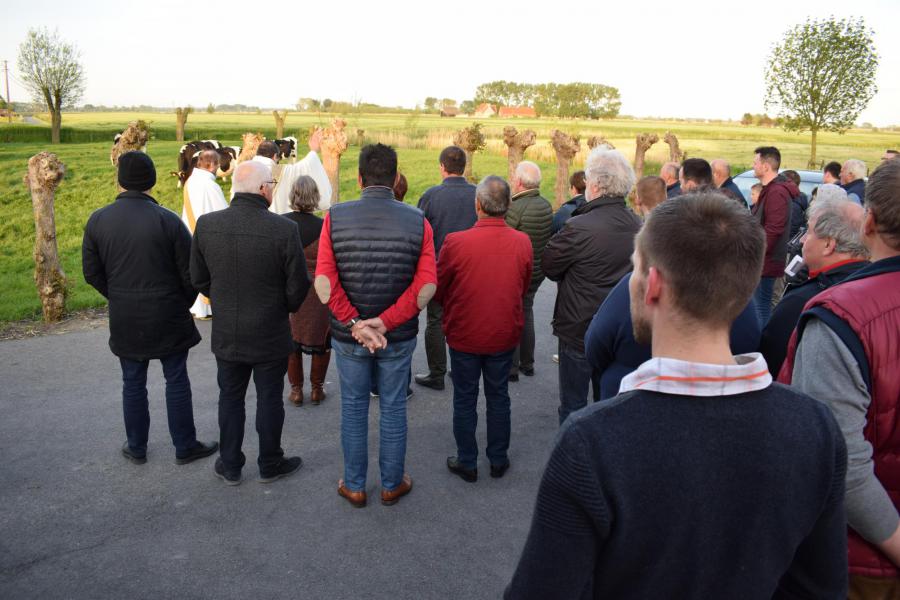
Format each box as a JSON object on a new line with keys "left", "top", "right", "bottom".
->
{"left": 182, "top": 149, "right": 229, "bottom": 319}
{"left": 235, "top": 131, "right": 331, "bottom": 212}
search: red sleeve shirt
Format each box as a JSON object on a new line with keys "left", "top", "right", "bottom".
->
{"left": 315, "top": 212, "right": 436, "bottom": 331}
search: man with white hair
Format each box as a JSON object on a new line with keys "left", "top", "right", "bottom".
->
{"left": 182, "top": 149, "right": 229, "bottom": 319}
{"left": 759, "top": 197, "right": 869, "bottom": 376}
{"left": 191, "top": 160, "right": 310, "bottom": 485}
{"left": 542, "top": 148, "right": 643, "bottom": 424}
{"left": 505, "top": 161, "right": 553, "bottom": 381}
{"left": 660, "top": 161, "right": 681, "bottom": 198}
{"left": 711, "top": 158, "right": 748, "bottom": 206}
{"left": 841, "top": 158, "right": 868, "bottom": 204}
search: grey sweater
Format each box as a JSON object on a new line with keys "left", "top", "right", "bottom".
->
{"left": 793, "top": 319, "right": 900, "bottom": 544}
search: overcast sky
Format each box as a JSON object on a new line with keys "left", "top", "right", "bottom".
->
{"left": 1, "top": 0, "right": 898, "bottom": 125}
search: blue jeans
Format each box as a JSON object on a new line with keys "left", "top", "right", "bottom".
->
{"left": 119, "top": 350, "right": 198, "bottom": 457}
{"left": 558, "top": 340, "right": 600, "bottom": 426}
{"left": 333, "top": 337, "right": 416, "bottom": 492}
{"left": 449, "top": 347, "right": 514, "bottom": 471}
{"left": 754, "top": 277, "right": 775, "bottom": 327}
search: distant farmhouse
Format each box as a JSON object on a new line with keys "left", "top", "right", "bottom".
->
{"left": 440, "top": 107, "right": 459, "bottom": 117}
{"left": 474, "top": 103, "right": 497, "bottom": 118}
{"left": 473, "top": 103, "right": 536, "bottom": 118}
{"left": 498, "top": 106, "right": 536, "bottom": 118}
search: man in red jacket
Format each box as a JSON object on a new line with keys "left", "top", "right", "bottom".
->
{"left": 436, "top": 175, "right": 533, "bottom": 482}
{"left": 751, "top": 146, "right": 798, "bottom": 326}
{"left": 780, "top": 158, "right": 900, "bottom": 598}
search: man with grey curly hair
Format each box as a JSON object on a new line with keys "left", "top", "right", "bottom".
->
{"left": 543, "top": 147, "right": 642, "bottom": 425}
{"left": 760, "top": 197, "right": 869, "bottom": 376}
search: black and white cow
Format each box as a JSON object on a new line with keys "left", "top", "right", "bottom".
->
{"left": 273, "top": 136, "right": 297, "bottom": 161}
{"left": 172, "top": 140, "right": 221, "bottom": 187}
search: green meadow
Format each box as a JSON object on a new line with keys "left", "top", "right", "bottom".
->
{"left": 1, "top": 112, "right": 897, "bottom": 323}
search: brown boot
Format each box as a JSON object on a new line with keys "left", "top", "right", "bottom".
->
{"left": 310, "top": 351, "right": 330, "bottom": 405}
{"left": 287, "top": 351, "right": 304, "bottom": 406}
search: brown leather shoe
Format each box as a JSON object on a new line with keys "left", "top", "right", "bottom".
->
{"left": 289, "top": 385, "right": 303, "bottom": 406}
{"left": 338, "top": 479, "right": 367, "bottom": 508}
{"left": 381, "top": 473, "right": 413, "bottom": 506}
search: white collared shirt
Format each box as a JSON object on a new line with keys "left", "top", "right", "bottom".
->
{"left": 619, "top": 353, "right": 772, "bottom": 397}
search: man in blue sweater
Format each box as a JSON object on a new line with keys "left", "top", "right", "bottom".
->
{"left": 506, "top": 192, "right": 848, "bottom": 599}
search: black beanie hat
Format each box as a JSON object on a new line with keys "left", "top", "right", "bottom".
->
{"left": 118, "top": 151, "right": 157, "bottom": 191}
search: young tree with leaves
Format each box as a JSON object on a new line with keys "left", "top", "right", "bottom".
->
{"left": 17, "top": 28, "right": 85, "bottom": 144}
{"left": 765, "top": 17, "right": 878, "bottom": 167}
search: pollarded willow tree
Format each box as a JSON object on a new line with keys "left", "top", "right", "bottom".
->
{"left": 765, "top": 17, "right": 878, "bottom": 168}
{"left": 17, "top": 28, "right": 85, "bottom": 144}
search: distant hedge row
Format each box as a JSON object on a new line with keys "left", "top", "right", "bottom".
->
{"left": 0, "top": 126, "right": 287, "bottom": 144}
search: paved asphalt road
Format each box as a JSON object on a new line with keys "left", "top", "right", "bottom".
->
{"left": 0, "top": 283, "right": 565, "bottom": 599}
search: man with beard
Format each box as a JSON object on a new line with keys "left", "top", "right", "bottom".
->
{"left": 506, "top": 192, "right": 848, "bottom": 599}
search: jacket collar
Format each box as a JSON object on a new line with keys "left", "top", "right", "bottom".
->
{"left": 116, "top": 190, "right": 158, "bottom": 205}
{"left": 563, "top": 194, "right": 586, "bottom": 208}
{"left": 511, "top": 188, "right": 540, "bottom": 201}
{"left": 474, "top": 216, "right": 508, "bottom": 228}
{"left": 572, "top": 195, "right": 625, "bottom": 217}
{"left": 843, "top": 178, "right": 865, "bottom": 193}
{"left": 841, "top": 255, "right": 900, "bottom": 284}
{"left": 231, "top": 193, "right": 270, "bottom": 209}
{"left": 442, "top": 176, "right": 469, "bottom": 186}
{"left": 359, "top": 186, "right": 396, "bottom": 201}
{"left": 807, "top": 258, "right": 868, "bottom": 280}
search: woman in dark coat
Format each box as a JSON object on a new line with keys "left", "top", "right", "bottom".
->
{"left": 282, "top": 176, "right": 331, "bottom": 406}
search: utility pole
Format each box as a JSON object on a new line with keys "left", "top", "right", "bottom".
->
{"left": 3, "top": 60, "right": 11, "bottom": 123}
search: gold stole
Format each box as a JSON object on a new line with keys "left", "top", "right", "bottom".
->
{"left": 183, "top": 184, "right": 210, "bottom": 306}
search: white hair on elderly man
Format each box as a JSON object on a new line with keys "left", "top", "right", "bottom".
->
{"left": 232, "top": 160, "right": 271, "bottom": 194}
{"left": 584, "top": 147, "right": 636, "bottom": 198}
{"left": 806, "top": 197, "right": 870, "bottom": 258}
{"left": 515, "top": 161, "right": 542, "bottom": 189}
{"left": 843, "top": 159, "right": 868, "bottom": 180}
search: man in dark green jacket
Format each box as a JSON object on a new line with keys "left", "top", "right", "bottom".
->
{"left": 505, "top": 161, "right": 553, "bottom": 381}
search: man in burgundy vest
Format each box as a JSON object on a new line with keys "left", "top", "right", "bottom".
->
{"left": 780, "top": 158, "right": 900, "bottom": 598}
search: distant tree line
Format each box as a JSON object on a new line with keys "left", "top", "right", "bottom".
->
{"left": 472, "top": 81, "right": 621, "bottom": 119}
{"left": 740, "top": 113, "right": 786, "bottom": 127}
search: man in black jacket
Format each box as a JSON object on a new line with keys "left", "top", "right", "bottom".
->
{"left": 542, "top": 148, "right": 642, "bottom": 425}
{"left": 82, "top": 152, "right": 218, "bottom": 466}
{"left": 760, "top": 197, "right": 869, "bottom": 375}
{"left": 191, "top": 160, "right": 310, "bottom": 485}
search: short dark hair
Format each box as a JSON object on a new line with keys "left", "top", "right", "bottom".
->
{"left": 681, "top": 158, "right": 712, "bottom": 186}
{"left": 476, "top": 175, "right": 511, "bottom": 216}
{"left": 636, "top": 192, "right": 764, "bottom": 326}
{"left": 754, "top": 146, "right": 781, "bottom": 171}
{"left": 439, "top": 146, "right": 466, "bottom": 175}
{"left": 393, "top": 173, "right": 408, "bottom": 201}
{"left": 824, "top": 161, "right": 842, "bottom": 180}
{"left": 569, "top": 170, "right": 586, "bottom": 194}
{"left": 636, "top": 176, "right": 666, "bottom": 211}
{"left": 359, "top": 143, "right": 398, "bottom": 188}
{"left": 256, "top": 141, "right": 278, "bottom": 159}
{"left": 865, "top": 158, "right": 900, "bottom": 250}
{"left": 782, "top": 169, "right": 801, "bottom": 186}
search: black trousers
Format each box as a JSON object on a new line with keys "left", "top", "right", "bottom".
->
{"left": 216, "top": 356, "right": 288, "bottom": 476}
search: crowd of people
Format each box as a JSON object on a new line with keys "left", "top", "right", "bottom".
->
{"left": 81, "top": 137, "right": 900, "bottom": 597}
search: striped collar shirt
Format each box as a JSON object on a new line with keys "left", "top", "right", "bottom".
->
{"left": 619, "top": 353, "right": 772, "bottom": 396}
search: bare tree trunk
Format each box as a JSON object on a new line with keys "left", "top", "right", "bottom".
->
{"left": 587, "top": 135, "right": 615, "bottom": 150}
{"left": 237, "top": 132, "right": 265, "bottom": 163}
{"left": 24, "top": 152, "right": 67, "bottom": 322}
{"left": 663, "top": 131, "right": 684, "bottom": 163}
{"left": 551, "top": 130, "right": 580, "bottom": 209}
{"left": 808, "top": 129, "right": 818, "bottom": 169}
{"left": 633, "top": 133, "right": 659, "bottom": 181}
{"left": 50, "top": 109, "right": 61, "bottom": 144}
{"left": 175, "top": 107, "right": 191, "bottom": 142}
{"left": 453, "top": 124, "right": 486, "bottom": 182}
{"left": 503, "top": 126, "right": 537, "bottom": 183}
{"left": 320, "top": 119, "right": 348, "bottom": 205}
{"left": 273, "top": 110, "right": 287, "bottom": 138}
{"left": 110, "top": 121, "right": 150, "bottom": 166}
